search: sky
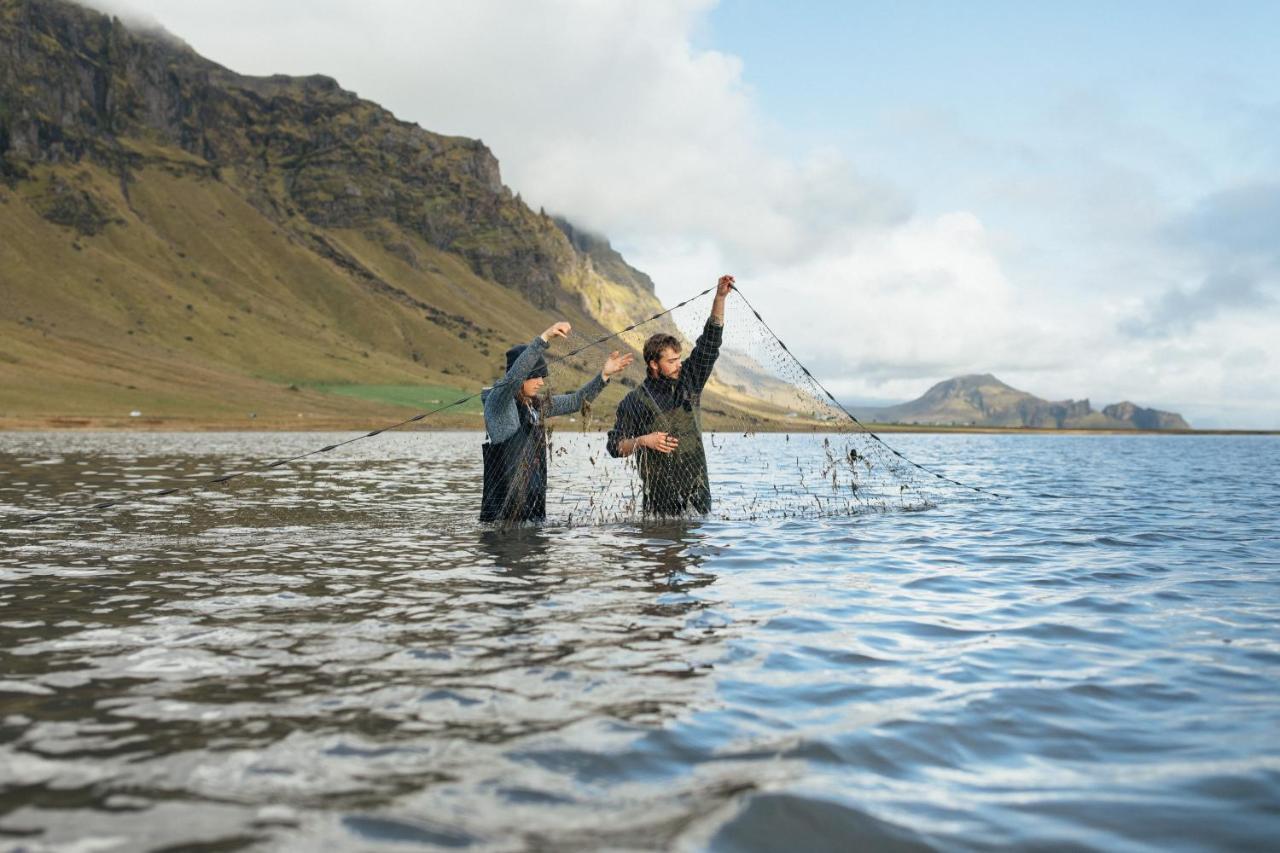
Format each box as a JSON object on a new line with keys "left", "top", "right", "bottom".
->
{"left": 90, "top": 0, "right": 1280, "bottom": 427}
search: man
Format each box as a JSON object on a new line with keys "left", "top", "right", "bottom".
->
{"left": 607, "top": 275, "right": 734, "bottom": 516}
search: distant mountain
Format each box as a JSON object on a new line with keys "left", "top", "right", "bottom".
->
{"left": 859, "top": 374, "right": 1190, "bottom": 430}
{"left": 1098, "top": 401, "right": 1191, "bottom": 431}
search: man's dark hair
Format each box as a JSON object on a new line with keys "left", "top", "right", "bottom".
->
{"left": 643, "top": 333, "right": 681, "bottom": 375}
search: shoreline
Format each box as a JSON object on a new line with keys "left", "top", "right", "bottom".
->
{"left": 0, "top": 415, "right": 1274, "bottom": 436}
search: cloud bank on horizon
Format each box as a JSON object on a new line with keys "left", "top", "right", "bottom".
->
{"left": 89, "top": 0, "right": 1280, "bottom": 428}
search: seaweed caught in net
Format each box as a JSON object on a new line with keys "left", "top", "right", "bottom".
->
{"left": 480, "top": 289, "right": 940, "bottom": 527}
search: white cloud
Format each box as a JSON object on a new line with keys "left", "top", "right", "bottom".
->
{"left": 80, "top": 0, "right": 1280, "bottom": 427}
{"left": 83, "top": 0, "right": 918, "bottom": 267}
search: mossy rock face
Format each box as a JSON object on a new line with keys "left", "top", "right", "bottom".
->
{"left": 29, "top": 172, "right": 120, "bottom": 233}
{"left": 554, "top": 216, "right": 656, "bottom": 295}
{"left": 0, "top": 0, "right": 607, "bottom": 309}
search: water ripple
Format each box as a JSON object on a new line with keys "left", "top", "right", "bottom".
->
{"left": 1, "top": 431, "right": 1278, "bottom": 850}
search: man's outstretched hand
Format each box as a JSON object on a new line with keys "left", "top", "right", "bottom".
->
{"left": 716, "top": 275, "right": 735, "bottom": 298}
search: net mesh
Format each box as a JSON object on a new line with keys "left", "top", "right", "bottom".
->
{"left": 481, "top": 289, "right": 939, "bottom": 527}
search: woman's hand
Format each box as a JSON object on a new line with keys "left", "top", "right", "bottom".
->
{"left": 540, "top": 321, "right": 571, "bottom": 342}
{"left": 601, "top": 350, "right": 634, "bottom": 380}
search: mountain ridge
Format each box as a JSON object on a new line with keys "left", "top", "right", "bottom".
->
{"left": 858, "top": 373, "right": 1190, "bottom": 430}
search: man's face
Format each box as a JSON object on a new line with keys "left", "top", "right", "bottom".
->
{"left": 520, "top": 376, "right": 545, "bottom": 399}
{"left": 649, "top": 347, "right": 681, "bottom": 380}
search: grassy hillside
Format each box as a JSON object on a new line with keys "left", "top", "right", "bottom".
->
{"left": 0, "top": 0, "right": 835, "bottom": 435}
{"left": 0, "top": 0, "right": 674, "bottom": 430}
{"left": 0, "top": 159, "right": 630, "bottom": 428}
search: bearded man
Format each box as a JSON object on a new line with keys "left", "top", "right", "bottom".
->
{"left": 606, "top": 275, "right": 734, "bottom": 516}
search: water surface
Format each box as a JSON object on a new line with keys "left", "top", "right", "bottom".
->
{"left": 1, "top": 431, "right": 1277, "bottom": 851}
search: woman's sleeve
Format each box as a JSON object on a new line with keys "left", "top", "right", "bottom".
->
{"left": 547, "top": 372, "right": 606, "bottom": 418}
{"left": 483, "top": 336, "right": 548, "bottom": 443}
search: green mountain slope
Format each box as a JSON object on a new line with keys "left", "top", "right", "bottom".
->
{"left": 0, "top": 0, "right": 689, "bottom": 428}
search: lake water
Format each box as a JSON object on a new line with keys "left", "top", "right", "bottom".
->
{"left": 1, "top": 431, "right": 1277, "bottom": 851}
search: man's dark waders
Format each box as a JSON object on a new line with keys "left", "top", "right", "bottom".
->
{"left": 637, "top": 390, "right": 711, "bottom": 517}
{"left": 480, "top": 402, "right": 547, "bottom": 523}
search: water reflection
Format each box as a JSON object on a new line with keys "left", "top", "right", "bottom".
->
{"left": 477, "top": 526, "right": 553, "bottom": 576}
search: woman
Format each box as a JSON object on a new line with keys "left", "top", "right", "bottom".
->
{"left": 480, "top": 321, "right": 632, "bottom": 523}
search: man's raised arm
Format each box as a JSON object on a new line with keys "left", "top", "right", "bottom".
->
{"left": 683, "top": 274, "right": 734, "bottom": 392}
{"left": 711, "top": 274, "right": 733, "bottom": 325}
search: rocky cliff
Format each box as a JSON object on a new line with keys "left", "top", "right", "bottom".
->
{"left": 0, "top": 0, "right": 676, "bottom": 425}
{"left": 1101, "top": 401, "right": 1190, "bottom": 431}
{"left": 872, "top": 374, "right": 1190, "bottom": 430}
{"left": 1, "top": 0, "right": 642, "bottom": 309}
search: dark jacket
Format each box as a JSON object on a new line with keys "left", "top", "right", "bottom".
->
{"left": 480, "top": 336, "right": 606, "bottom": 523}
{"left": 606, "top": 318, "right": 723, "bottom": 456}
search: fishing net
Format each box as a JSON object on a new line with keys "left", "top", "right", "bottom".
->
{"left": 479, "top": 288, "right": 943, "bottom": 527}
{"left": 10, "top": 288, "right": 1002, "bottom": 531}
